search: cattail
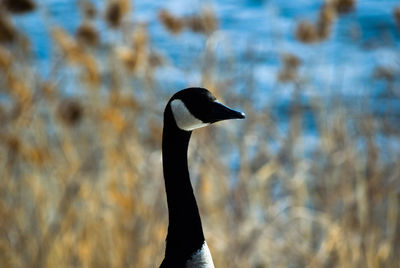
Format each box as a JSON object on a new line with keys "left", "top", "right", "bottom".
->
{"left": 2, "top": 0, "right": 35, "bottom": 14}
{"left": 58, "top": 99, "right": 83, "bottom": 126}
{"left": 295, "top": 20, "right": 319, "bottom": 43}
{"left": 0, "top": 13, "right": 16, "bottom": 43}
{"left": 76, "top": 23, "right": 99, "bottom": 46}
{"left": 158, "top": 9, "right": 184, "bottom": 34}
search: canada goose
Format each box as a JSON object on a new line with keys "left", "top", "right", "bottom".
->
{"left": 160, "top": 88, "right": 245, "bottom": 268}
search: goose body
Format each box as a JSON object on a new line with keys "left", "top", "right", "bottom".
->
{"left": 160, "top": 88, "right": 245, "bottom": 268}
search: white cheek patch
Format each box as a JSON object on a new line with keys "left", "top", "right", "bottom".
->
{"left": 170, "top": 99, "right": 210, "bottom": 131}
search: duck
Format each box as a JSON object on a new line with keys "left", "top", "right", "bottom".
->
{"left": 160, "top": 87, "right": 245, "bottom": 268}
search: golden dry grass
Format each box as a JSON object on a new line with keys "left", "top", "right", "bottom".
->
{"left": 0, "top": 1, "right": 399, "bottom": 267}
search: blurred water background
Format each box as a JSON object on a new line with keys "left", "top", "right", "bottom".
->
{"left": 1, "top": 0, "right": 400, "bottom": 267}
{"left": 14, "top": 0, "right": 400, "bottom": 138}
{"left": 16, "top": 0, "right": 400, "bottom": 95}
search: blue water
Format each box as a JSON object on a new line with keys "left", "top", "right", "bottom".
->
{"left": 12, "top": 0, "right": 400, "bottom": 102}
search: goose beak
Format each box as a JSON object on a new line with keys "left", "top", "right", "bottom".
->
{"left": 210, "top": 101, "right": 246, "bottom": 123}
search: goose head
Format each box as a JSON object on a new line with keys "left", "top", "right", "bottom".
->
{"left": 167, "top": 87, "right": 245, "bottom": 131}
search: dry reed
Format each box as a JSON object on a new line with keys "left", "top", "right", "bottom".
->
{"left": 0, "top": 1, "right": 399, "bottom": 268}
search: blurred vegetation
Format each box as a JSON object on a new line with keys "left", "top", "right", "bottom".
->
{"left": 0, "top": 0, "right": 399, "bottom": 267}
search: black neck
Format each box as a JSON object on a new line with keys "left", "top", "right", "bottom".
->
{"left": 161, "top": 105, "right": 205, "bottom": 267}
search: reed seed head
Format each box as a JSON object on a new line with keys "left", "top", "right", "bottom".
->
{"left": 185, "top": 8, "right": 218, "bottom": 35}
{"left": 2, "top": 0, "right": 35, "bottom": 14}
{"left": 373, "top": 66, "right": 394, "bottom": 82}
{"left": 116, "top": 46, "right": 137, "bottom": 72}
{"left": 201, "top": 7, "right": 218, "bottom": 34}
{"left": 81, "top": 57, "right": 100, "bottom": 85}
{"left": 394, "top": 7, "right": 400, "bottom": 29}
{"left": 52, "top": 28, "right": 81, "bottom": 62}
{"left": 26, "top": 147, "right": 49, "bottom": 166}
{"left": 158, "top": 9, "right": 185, "bottom": 34}
{"left": 283, "top": 53, "right": 301, "bottom": 69}
{"left": 186, "top": 16, "right": 203, "bottom": 33}
{"left": 295, "top": 20, "right": 319, "bottom": 43}
{"left": 4, "top": 135, "right": 21, "bottom": 154}
{"left": 76, "top": 23, "right": 99, "bottom": 46}
{"left": 80, "top": 0, "right": 97, "bottom": 19}
{"left": 0, "top": 46, "right": 12, "bottom": 70}
{"left": 278, "top": 53, "right": 301, "bottom": 82}
{"left": 40, "top": 81, "right": 56, "bottom": 99}
{"left": 186, "top": 8, "right": 218, "bottom": 34}
{"left": 58, "top": 100, "right": 83, "bottom": 126}
{"left": 319, "top": 4, "right": 337, "bottom": 26}
{"left": 131, "top": 25, "right": 148, "bottom": 51}
{"left": 316, "top": 4, "right": 337, "bottom": 40}
{"left": 148, "top": 51, "right": 164, "bottom": 68}
{"left": 0, "top": 13, "right": 16, "bottom": 43}
{"left": 335, "top": 0, "right": 356, "bottom": 14}
{"left": 105, "top": 1, "right": 124, "bottom": 28}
